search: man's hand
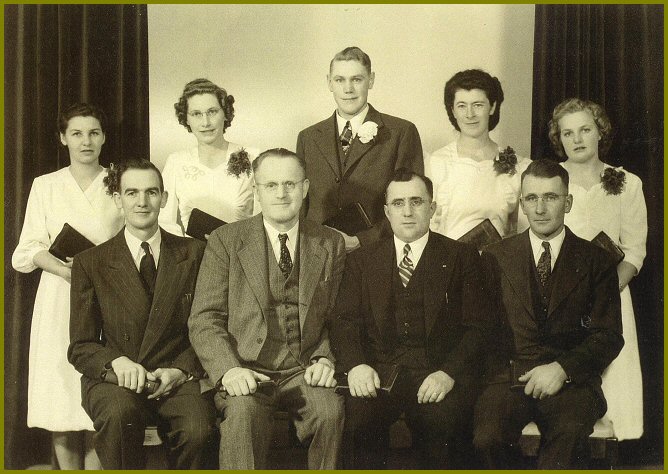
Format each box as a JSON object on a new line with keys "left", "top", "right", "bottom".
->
{"left": 221, "top": 367, "right": 271, "bottom": 397}
{"left": 347, "top": 364, "right": 380, "bottom": 398}
{"left": 327, "top": 227, "right": 361, "bottom": 253}
{"left": 110, "top": 356, "right": 149, "bottom": 393}
{"left": 304, "top": 358, "right": 337, "bottom": 388}
{"left": 147, "top": 368, "right": 188, "bottom": 400}
{"left": 519, "top": 362, "right": 568, "bottom": 399}
{"left": 417, "top": 370, "right": 454, "bottom": 404}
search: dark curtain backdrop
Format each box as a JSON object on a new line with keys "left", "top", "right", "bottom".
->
{"left": 4, "top": 5, "right": 149, "bottom": 469}
{"left": 532, "top": 4, "right": 663, "bottom": 466}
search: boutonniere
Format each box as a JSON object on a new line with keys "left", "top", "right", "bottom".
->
{"left": 493, "top": 146, "right": 518, "bottom": 176}
{"left": 357, "top": 121, "right": 379, "bottom": 144}
{"left": 227, "top": 148, "right": 251, "bottom": 178}
{"left": 600, "top": 166, "right": 626, "bottom": 195}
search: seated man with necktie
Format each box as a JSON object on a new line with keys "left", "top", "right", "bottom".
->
{"left": 473, "top": 159, "right": 623, "bottom": 469}
{"left": 188, "top": 148, "right": 346, "bottom": 469}
{"left": 330, "top": 168, "right": 493, "bottom": 469}
{"left": 68, "top": 158, "right": 217, "bottom": 469}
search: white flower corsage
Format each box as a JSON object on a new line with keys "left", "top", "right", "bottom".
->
{"left": 357, "top": 121, "right": 379, "bottom": 144}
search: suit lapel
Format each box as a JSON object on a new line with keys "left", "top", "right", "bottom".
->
{"left": 105, "top": 230, "right": 151, "bottom": 318}
{"left": 343, "top": 104, "right": 385, "bottom": 176}
{"left": 548, "top": 230, "right": 586, "bottom": 316}
{"left": 298, "top": 222, "right": 326, "bottom": 331}
{"left": 238, "top": 215, "right": 271, "bottom": 312}
{"left": 313, "top": 113, "right": 342, "bottom": 179}
{"left": 368, "top": 239, "right": 397, "bottom": 347}
{"left": 498, "top": 232, "right": 535, "bottom": 318}
{"left": 422, "top": 234, "right": 455, "bottom": 336}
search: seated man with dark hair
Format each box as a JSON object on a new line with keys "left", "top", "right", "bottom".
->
{"left": 473, "top": 159, "right": 623, "bottom": 469}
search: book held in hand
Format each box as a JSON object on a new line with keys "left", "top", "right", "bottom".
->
{"left": 186, "top": 208, "right": 226, "bottom": 241}
{"left": 103, "top": 370, "right": 159, "bottom": 394}
{"left": 48, "top": 223, "right": 95, "bottom": 262}
{"left": 323, "top": 202, "right": 373, "bottom": 236}
{"left": 457, "top": 218, "right": 502, "bottom": 252}
{"left": 510, "top": 359, "right": 538, "bottom": 391}
{"left": 335, "top": 363, "right": 400, "bottom": 395}
{"left": 591, "top": 231, "right": 625, "bottom": 265}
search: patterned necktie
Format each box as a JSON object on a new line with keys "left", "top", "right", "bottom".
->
{"left": 140, "top": 241, "right": 156, "bottom": 294}
{"left": 537, "top": 241, "right": 551, "bottom": 286}
{"left": 340, "top": 121, "right": 353, "bottom": 157}
{"left": 278, "top": 233, "right": 293, "bottom": 279}
{"left": 398, "top": 244, "right": 414, "bottom": 287}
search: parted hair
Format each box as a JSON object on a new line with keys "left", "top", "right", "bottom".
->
{"left": 384, "top": 167, "right": 434, "bottom": 202}
{"left": 330, "top": 46, "right": 372, "bottom": 75}
{"left": 548, "top": 98, "right": 613, "bottom": 160}
{"left": 174, "top": 78, "right": 235, "bottom": 133}
{"left": 104, "top": 158, "right": 164, "bottom": 195}
{"left": 521, "top": 158, "right": 570, "bottom": 190}
{"left": 58, "top": 102, "right": 108, "bottom": 134}
{"left": 444, "top": 69, "right": 504, "bottom": 131}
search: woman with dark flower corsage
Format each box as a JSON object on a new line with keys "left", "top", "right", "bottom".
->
{"left": 426, "top": 69, "right": 529, "bottom": 239}
{"left": 550, "top": 98, "right": 647, "bottom": 440}
{"left": 159, "top": 78, "right": 259, "bottom": 236}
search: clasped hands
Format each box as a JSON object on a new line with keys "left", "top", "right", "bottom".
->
{"left": 347, "top": 364, "right": 455, "bottom": 403}
{"left": 518, "top": 361, "right": 568, "bottom": 399}
{"left": 110, "top": 356, "right": 187, "bottom": 400}
{"left": 221, "top": 358, "right": 337, "bottom": 397}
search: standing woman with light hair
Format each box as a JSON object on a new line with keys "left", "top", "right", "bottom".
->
{"left": 12, "top": 103, "right": 124, "bottom": 468}
{"left": 426, "top": 69, "right": 530, "bottom": 240}
{"left": 550, "top": 97, "right": 647, "bottom": 440}
{"left": 159, "top": 78, "right": 259, "bottom": 237}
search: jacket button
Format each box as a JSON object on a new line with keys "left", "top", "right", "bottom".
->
{"left": 335, "top": 178, "right": 340, "bottom": 183}
{"left": 256, "top": 338, "right": 263, "bottom": 344}
{"left": 123, "top": 333, "right": 130, "bottom": 341}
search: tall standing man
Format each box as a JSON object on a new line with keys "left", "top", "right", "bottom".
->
{"left": 297, "top": 46, "right": 424, "bottom": 251}
{"left": 473, "top": 159, "right": 623, "bottom": 469}
{"left": 68, "top": 159, "right": 217, "bottom": 469}
{"left": 188, "top": 148, "right": 346, "bottom": 469}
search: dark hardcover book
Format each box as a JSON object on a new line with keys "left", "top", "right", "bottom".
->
{"left": 457, "top": 218, "right": 502, "bottom": 252}
{"left": 323, "top": 202, "right": 373, "bottom": 236}
{"left": 218, "top": 379, "right": 277, "bottom": 398}
{"left": 48, "top": 223, "right": 95, "bottom": 262}
{"left": 103, "top": 370, "right": 159, "bottom": 394}
{"left": 510, "top": 359, "right": 538, "bottom": 391}
{"left": 335, "top": 363, "right": 400, "bottom": 395}
{"left": 591, "top": 231, "right": 625, "bottom": 265}
{"left": 186, "top": 208, "right": 227, "bottom": 241}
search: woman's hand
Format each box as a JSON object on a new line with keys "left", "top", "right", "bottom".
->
{"left": 617, "top": 261, "right": 638, "bottom": 292}
{"left": 32, "top": 251, "right": 74, "bottom": 283}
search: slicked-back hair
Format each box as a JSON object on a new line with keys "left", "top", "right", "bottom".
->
{"left": 252, "top": 148, "right": 306, "bottom": 177}
{"left": 521, "top": 158, "right": 569, "bottom": 191}
{"left": 104, "top": 158, "right": 164, "bottom": 195}
{"left": 329, "top": 46, "right": 372, "bottom": 75}
{"left": 444, "top": 69, "right": 504, "bottom": 131}
{"left": 384, "top": 167, "right": 434, "bottom": 202}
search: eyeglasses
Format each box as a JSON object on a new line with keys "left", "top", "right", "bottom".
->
{"left": 521, "top": 193, "right": 568, "bottom": 205}
{"left": 187, "top": 108, "right": 221, "bottom": 120}
{"left": 255, "top": 179, "right": 305, "bottom": 193}
{"left": 388, "top": 197, "right": 428, "bottom": 210}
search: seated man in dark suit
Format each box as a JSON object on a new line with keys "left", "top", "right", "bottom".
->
{"left": 68, "top": 158, "right": 217, "bottom": 469}
{"left": 330, "top": 168, "right": 492, "bottom": 469}
{"left": 473, "top": 159, "right": 623, "bottom": 469}
{"left": 297, "top": 46, "right": 424, "bottom": 251}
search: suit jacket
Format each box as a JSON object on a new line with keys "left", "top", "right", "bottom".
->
{"left": 330, "top": 231, "right": 492, "bottom": 383}
{"left": 188, "top": 214, "right": 346, "bottom": 392}
{"left": 68, "top": 228, "right": 206, "bottom": 388}
{"left": 296, "top": 104, "right": 424, "bottom": 247}
{"left": 481, "top": 228, "right": 623, "bottom": 385}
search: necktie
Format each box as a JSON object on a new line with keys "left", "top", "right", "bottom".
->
{"left": 140, "top": 241, "right": 157, "bottom": 294}
{"left": 340, "top": 121, "right": 353, "bottom": 157}
{"left": 537, "top": 241, "right": 551, "bottom": 286}
{"left": 398, "top": 244, "right": 414, "bottom": 287}
{"left": 278, "top": 233, "right": 293, "bottom": 279}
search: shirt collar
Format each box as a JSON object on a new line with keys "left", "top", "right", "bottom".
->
{"left": 263, "top": 218, "right": 299, "bottom": 256}
{"left": 336, "top": 103, "right": 369, "bottom": 136}
{"left": 393, "top": 231, "right": 430, "bottom": 268}
{"left": 528, "top": 226, "right": 565, "bottom": 269}
{"left": 124, "top": 227, "right": 162, "bottom": 269}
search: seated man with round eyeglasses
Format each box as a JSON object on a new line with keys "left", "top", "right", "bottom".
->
{"left": 330, "top": 168, "right": 493, "bottom": 469}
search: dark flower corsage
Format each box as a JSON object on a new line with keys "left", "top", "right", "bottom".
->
{"left": 600, "top": 167, "right": 626, "bottom": 195}
{"left": 493, "top": 146, "right": 518, "bottom": 176}
{"left": 227, "top": 148, "right": 251, "bottom": 178}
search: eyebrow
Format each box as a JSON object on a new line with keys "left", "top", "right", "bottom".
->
{"left": 123, "top": 187, "right": 160, "bottom": 194}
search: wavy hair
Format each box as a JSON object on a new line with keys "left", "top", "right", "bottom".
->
{"left": 548, "top": 98, "right": 613, "bottom": 160}
{"left": 174, "top": 78, "right": 235, "bottom": 133}
{"left": 444, "top": 69, "right": 504, "bottom": 131}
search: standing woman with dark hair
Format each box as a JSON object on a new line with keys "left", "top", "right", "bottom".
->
{"left": 12, "top": 103, "right": 124, "bottom": 468}
{"left": 159, "top": 78, "right": 259, "bottom": 237}
{"left": 426, "top": 69, "right": 529, "bottom": 239}
{"left": 550, "top": 98, "right": 647, "bottom": 440}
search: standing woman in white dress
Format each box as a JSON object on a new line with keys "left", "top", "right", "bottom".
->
{"left": 549, "top": 98, "right": 647, "bottom": 440}
{"left": 12, "top": 103, "right": 124, "bottom": 468}
{"left": 159, "top": 78, "right": 259, "bottom": 237}
{"left": 426, "top": 69, "right": 530, "bottom": 239}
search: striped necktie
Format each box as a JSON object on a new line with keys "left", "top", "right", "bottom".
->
{"left": 398, "top": 244, "right": 414, "bottom": 287}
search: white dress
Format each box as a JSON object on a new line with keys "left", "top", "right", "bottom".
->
{"left": 564, "top": 164, "right": 647, "bottom": 440}
{"left": 159, "top": 143, "right": 259, "bottom": 237}
{"left": 12, "top": 168, "right": 124, "bottom": 431}
{"left": 426, "top": 141, "right": 530, "bottom": 239}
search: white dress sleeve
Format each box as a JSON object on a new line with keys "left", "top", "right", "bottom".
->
{"left": 426, "top": 151, "right": 447, "bottom": 233}
{"left": 619, "top": 172, "right": 647, "bottom": 273}
{"left": 159, "top": 154, "right": 186, "bottom": 236}
{"left": 12, "top": 177, "right": 50, "bottom": 273}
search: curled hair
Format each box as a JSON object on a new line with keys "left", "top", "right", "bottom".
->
{"left": 104, "top": 158, "right": 164, "bottom": 195}
{"left": 444, "top": 69, "right": 504, "bottom": 131}
{"left": 521, "top": 158, "right": 569, "bottom": 190}
{"left": 548, "top": 98, "right": 613, "bottom": 160}
{"left": 384, "top": 168, "right": 434, "bottom": 202}
{"left": 330, "top": 46, "right": 372, "bottom": 75}
{"left": 58, "top": 102, "right": 107, "bottom": 134}
{"left": 174, "top": 78, "right": 235, "bottom": 133}
{"left": 252, "top": 148, "right": 305, "bottom": 176}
